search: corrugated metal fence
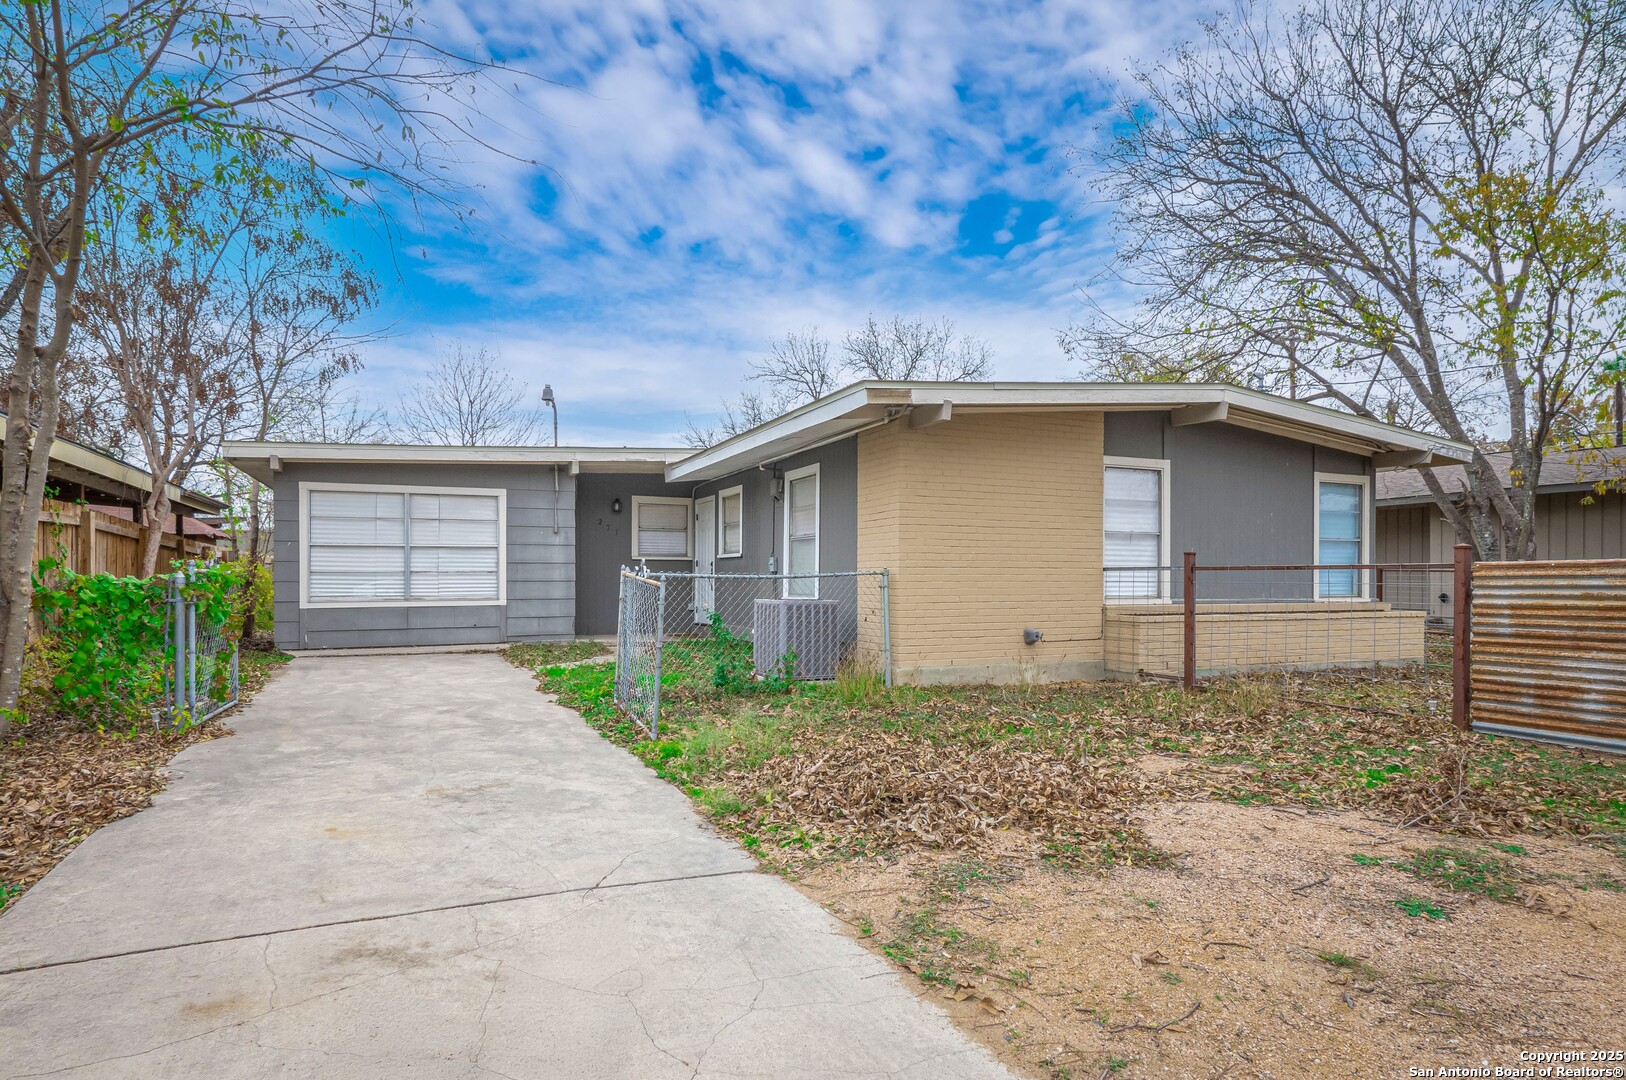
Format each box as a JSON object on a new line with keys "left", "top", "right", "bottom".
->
{"left": 1469, "top": 558, "right": 1626, "bottom": 753}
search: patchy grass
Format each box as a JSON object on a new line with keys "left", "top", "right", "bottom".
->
{"left": 533, "top": 662, "right": 1625, "bottom": 870}
{"left": 1315, "top": 950, "right": 1379, "bottom": 979}
{"left": 503, "top": 640, "right": 611, "bottom": 670}
{"left": 1, "top": 647, "right": 294, "bottom": 915}
{"left": 1396, "top": 895, "right": 1450, "bottom": 919}
{"left": 1397, "top": 846, "right": 1522, "bottom": 902}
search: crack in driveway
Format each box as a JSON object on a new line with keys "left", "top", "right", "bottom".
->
{"left": 0, "top": 867, "right": 755, "bottom": 977}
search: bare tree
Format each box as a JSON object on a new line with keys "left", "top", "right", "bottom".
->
{"left": 225, "top": 205, "right": 377, "bottom": 637}
{"left": 686, "top": 316, "right": 996, "bottom": 447}
{"left": 1068, "top": 0, "right": 1626, "bottom": 559}
{"left": 842, "top": 315, "right": 995, "bottom": 382}
{"left": 0, "top": 0, "right": 530, "bottom": 730}
{"left": 394, "top": 347, "right": 545, "bottom": 446}
{"left": 748, "top": 327, "right": 842, "bottom": 404}
{"left": 78, "top": 195, "right": 242, "bottom": 578}
{"left": 299, "top": 385, "right": 387, "bottom": 443}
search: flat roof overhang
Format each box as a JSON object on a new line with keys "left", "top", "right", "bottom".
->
{"left": 665, "top": 382, "right": 1475, "bottom": 483}
{"left": 222, "top": 441, "right": 694, "bottom": 485}
{"left": 0, "top": 413, "right": 224, "bottom": 514}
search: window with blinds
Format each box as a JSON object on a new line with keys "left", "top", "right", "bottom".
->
{"left": 631, "top": 497, "right": 693, "bottom": 559}
{"left": 719, "top": 486, "right": 743, "bottom": 557}
{"left": 305, "top": 487, "right": 503, "bottom": 604}
{"left": 784, "top": 465, "right": 819, "bottom": 597}
{"left": 1104, "top": 464, "right": 1166, "bottom": 599}
{"left": 1317, "top": 478, "right": 1365, "bottom": 598}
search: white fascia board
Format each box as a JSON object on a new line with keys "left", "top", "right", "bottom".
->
{"left": 665, "top": 384, "right": 905, "bottom": 482}
{"left": 891, "top": 383, "right": 1470, "bottom": 462}
{"left": 222, "top": 442, "right": 691, "bottom": 483}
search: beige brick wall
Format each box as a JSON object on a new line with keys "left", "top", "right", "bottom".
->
{"left": 857, "top": 412, "right": 1105, "bottom": 685}
{"left": 1103, "top": 603, "right": 1428, "bottom": 677}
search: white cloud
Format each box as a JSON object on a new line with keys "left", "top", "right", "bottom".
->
{"left": 341, "top": 0, "right": 1225, "bottom": 442}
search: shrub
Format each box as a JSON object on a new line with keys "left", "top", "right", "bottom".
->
{"left": 30, "top": 559, "right": 248, "bottom": 729}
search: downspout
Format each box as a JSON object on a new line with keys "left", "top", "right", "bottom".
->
{"left": 553, "top": 465, "right": 560, "bottom": 534}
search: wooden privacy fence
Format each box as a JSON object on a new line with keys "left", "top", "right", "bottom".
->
{"left": 1466, "top": 555, "right": 1626, "bottom": 754}
{"left": 34, "top": 500, "right": 218, "bottom": 579}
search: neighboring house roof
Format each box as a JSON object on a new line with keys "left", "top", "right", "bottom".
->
{"left": 667, "top": 381, "right": 1474, "bottom": 484}
{"left": 0, "top": 411, "right": 226, "bottom": 515}
{"left": 222, "top": 442, "right": 692, "bottom": 485}
{"left": 87, "top": 505, "right": 229, "bottom": 541}
{"left": 1376, "top": 445, "right": 1626, "bottom": 506}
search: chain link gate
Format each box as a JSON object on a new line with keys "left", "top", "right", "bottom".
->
{"left": 614, "top": 569, "right": 665, "bottom": 736}
{"left": 162, "top": 562, "right": 240, "bottom": 729}
{"left": 613, "top": 567, "right": 890, "bottom": 738}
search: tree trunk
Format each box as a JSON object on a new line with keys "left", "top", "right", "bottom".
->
{"left": 240, "top": 480, "right": 264, "bottom": 640}
{"left": 137, "top": 488, "right": 172, "bottom": 579}
{"left": 0, "top": 260, "right": 61, "bottom": 737}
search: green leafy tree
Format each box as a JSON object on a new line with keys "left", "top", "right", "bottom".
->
{"left": 0, "top": 0, "right": 533, "bottom": 735}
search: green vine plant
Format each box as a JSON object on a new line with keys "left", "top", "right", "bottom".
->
{"left": 29, "top": 559, "right": 249, "bottom": 731}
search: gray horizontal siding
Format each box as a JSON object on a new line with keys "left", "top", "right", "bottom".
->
{"left": 271, "top": 461, "right": 576, "bottom": 649}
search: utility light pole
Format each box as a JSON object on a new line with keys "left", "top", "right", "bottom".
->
{"left": 541, "top": 384, "right": 558, "bottom": 447}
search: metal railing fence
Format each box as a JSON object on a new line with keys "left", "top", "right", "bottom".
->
{"left": 1103, "top": 558, "right": 1457, "bottom": 700}
{"left": 613, "top": 568, "right": 890, "bottom": 738}
{"left": 162, "top": 563, "right": 240, "bottom": 729}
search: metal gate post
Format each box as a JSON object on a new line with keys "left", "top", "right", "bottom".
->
{"left": 615, "top": 567, "right": 627, "bottom": 685}
{"left": 1182, "top": 552, "right": 1197, "bottom": 690}
{"left": 880, "top": 569, "right": 892, "bottom": 688}
{"left": 651, "top": 577, "right": 666, "bottom": 739}
{"left": 186, "top": 568, "right": 198, "bottom": 721}
{"left": 172, "top": 570, "right": 187, "bottom": 723}
{"left": 1452, "top": 543, "right": 1473, "bottom": 730}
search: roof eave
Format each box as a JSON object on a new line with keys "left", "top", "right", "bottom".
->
{"left": 665, "top": 382, "right": 1473, "bottom": 482}
{"left": 221, "top": 441, "right": 694, "bottom": 484}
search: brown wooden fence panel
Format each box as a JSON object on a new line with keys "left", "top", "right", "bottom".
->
{"left": 1470, "top": 559, "right": 1626, "bottom": 753}
{"left": 93, "top": 516, "right": 144, "bottom": 577}
{"left": 32, "top": 500, "right": 222, "bottom": 579}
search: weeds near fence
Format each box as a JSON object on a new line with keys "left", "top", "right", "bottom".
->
{"left": 27, "top": 559, "right": 248, "bottom": 730}
{"left": 526, "top": 657, "right": 1625, "bottom": 868}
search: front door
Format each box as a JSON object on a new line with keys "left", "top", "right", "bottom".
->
{"left": 693, "top": 496, "right": 716, "bottom": 623}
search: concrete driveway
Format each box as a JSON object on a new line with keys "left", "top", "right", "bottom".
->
{"left": 0, "top": 653, "right": 1014, "bottom": 1080}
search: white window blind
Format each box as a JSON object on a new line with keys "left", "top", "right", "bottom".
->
{"left": 633, "top": 498, "right": 692, "bottom": 559}
{"left": 306, "top": 488, "right": 501, "bottom": 604}
{"left": 719, "top": 488, "right": 743, "bottom": 557}
{"left": 409, "top": 494, "right": 501, "bottom": 600}
{"left": 785, "top": 469, "right": 818, "bottom": 598}
{"left": 1104, "top": 466, "right": 1163, "bottom": 599}
{"left": 1318, "top": 481, "right": 1363, "bottom": 598}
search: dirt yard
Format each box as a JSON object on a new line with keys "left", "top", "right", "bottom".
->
{"left": 800, "top": 799, "right": 1625, "bottom": 1079}
{"left": 527, "top": 659, "right": 1626, "bottom": 1079}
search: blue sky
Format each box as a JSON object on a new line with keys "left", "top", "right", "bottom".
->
{"left": 339, "top": 1, "right": 1224, "bottom": 446}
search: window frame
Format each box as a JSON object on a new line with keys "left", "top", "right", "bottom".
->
{"left": 781, "top": 463, "right": 820, "bottom": 598}
{"left": 716, "top": 484, "right": 744, "bottom": 559}
{"left": 298, "top": 481, "right": 507, "bottom": 609}
{"left": 1313, "top": 472, "right": 1371, "bottom": 601}
{"left": 630, "top": 495, "right": 695, "bottom": 561}
{"left": 1102, "top": 455, "right": 1172, "bottom": 602}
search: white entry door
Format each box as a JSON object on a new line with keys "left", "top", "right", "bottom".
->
{"left": 693, "top": 495, "right": 716, "bottom": 623}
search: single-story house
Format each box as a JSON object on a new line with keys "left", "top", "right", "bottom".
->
{"left": 223, "top": 381, "right": 1470, "bottom": 684}
{"left": 1377, "top": 446, "right": 1626, "bottom": 604}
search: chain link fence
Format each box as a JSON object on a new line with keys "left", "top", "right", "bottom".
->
{"left": 162, "top": 563, "right": 240, "bottom": 729}
{"left": 614, "top": 569, "right": 665, "bottom": 736}
{"left": 613, "top": 568, "right": 890, "bottom": 737}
